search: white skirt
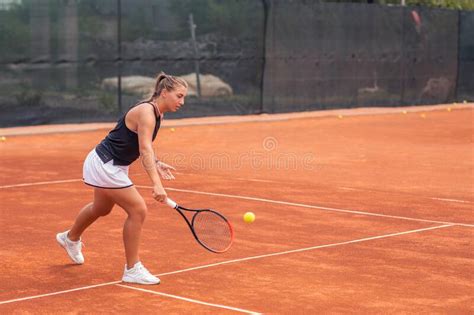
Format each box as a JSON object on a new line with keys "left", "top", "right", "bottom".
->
{"left": 83, "top": 149, "right": 133, "bottom": 189}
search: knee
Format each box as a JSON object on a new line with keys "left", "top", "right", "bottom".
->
{"left": 128, "top": 204, "right": 148, "bottom": 222}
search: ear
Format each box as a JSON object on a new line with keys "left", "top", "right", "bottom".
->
{"left": 161, "top": 89, "right": 168, "bottom": 98}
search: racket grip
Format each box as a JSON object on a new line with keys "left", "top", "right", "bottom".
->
{"left": 165, "top": 198, "right": 178, "bottom": 209}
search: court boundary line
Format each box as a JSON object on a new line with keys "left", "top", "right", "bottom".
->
{"left": 0, "top": 179, "right": 471, "bottom": 227}
{"left": 156, "top": 224, "right": 453, "bottom": 277}
{"left": 136, "top": 186, "right": 474, "bottom": 228}
{"left": 0, "top": 179, "right": 81, "bottom": 189}
{"left": 0, "top": 224, "right": 452, "bottom": 306}
{"left": 172, "top": 172, "right": 473, "bottom": 204}
{"left": 1, "top": 177, "right": 472, "bottom": 205}
{"left": 0, "top": 281, "right": 121, "bottom": 305}
{"left": 116, "top": 284, "right": 261, "bottom": 314}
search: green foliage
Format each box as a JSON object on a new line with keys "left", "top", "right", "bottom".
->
{"left": 406, "top": 0, "right": 474, "bottom": 10}
{"left": 324, "top": 0, "right": 474, "bottom": 10}
{"left": 0, "top": 3, "right": 30, "bottom": 60}
{"left": 169, "top": 0, "right": 263, "bottom": 38}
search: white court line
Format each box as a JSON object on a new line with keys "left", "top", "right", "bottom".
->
{"left": 1, "top": 177, "right": 472, "bottom": 206}
{"left": 156, "top": 172, "right": 279, "bottom": 184}
{"left": 136, "top": 185, "right": 474, "bottom": 228}
{"left": 0, "top": 224, "right": 453, "bottom": 306}
{"left": 1, "top": 178, "right": 471, "bottom": 227}
{"left": 0, "top": 179, "right": 472, "bottom": 227}
{"left": 157, "top": 224, "right": 453, "bottom": 277}
{"left": 0, "top": 281, "right": 121, "bottom": 305}
{"left": 116, "top": 284, "right": 261, "bottom": 314}
{"left": 0, "top": 179, "right": 81, "bottom": 189}
{"left": 165, "top": 173, "right": 474, "bottom": 204}
{"left": 430, "top": 197, "right": 472, "bottom": 204}
{"left": 338, "top": 186, "right": 473, "bottom": 204}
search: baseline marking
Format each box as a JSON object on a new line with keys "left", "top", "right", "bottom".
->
{"left": 430, "top": 197, "right": 472, "bottom": 204}
{"left": 136, "top": 185, "right": 474, "bottom": 228}
{"left": 160, "top": 172, "right": 474, "bottom": 204}
{"left": 0, "top": 224, "right": 452, "bottom": 306}
{"left": 0, "top": 179, "right": 471, "bottom": 227}
{"left": 0, "top": 281, "right": 120, "bottom": 305}
{"left": 0, "top": 179, "right": 81, "bottom": 189}
{"left": 116, "top": 284, "right": 261, "bottom": 314}
{"left": 157, "top": 224, "right": 453, "bottom": 277}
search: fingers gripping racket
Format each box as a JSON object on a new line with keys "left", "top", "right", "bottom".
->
{"left": 165, "top": 198, "right": 234, "bottom": 253}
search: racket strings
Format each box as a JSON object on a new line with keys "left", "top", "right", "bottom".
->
{"left": 193, "top": 211, "right": 232, "bottom": 252}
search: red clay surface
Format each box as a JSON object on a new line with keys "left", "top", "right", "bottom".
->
{"left": 1, "top": 106, "right": 473, "bottom": 313}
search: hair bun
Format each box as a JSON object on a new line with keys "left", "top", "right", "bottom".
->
{"left": 157, "top": 72, "right": 167, "bottom": 82}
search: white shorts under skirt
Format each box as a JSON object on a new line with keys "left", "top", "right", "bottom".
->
{"left": 83, "top": 149, "right": 133, "bottom": 189}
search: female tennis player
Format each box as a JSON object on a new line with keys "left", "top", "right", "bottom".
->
{"left": 56, "top": 72, "right": 188, "bottom": 285}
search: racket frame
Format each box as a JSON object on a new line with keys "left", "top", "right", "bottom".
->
{"left": 166, "top": 198, "right": 234, "bottom": 253}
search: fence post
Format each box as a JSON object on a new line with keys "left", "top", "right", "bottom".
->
{"left": 117, "top": 0, "right": 122, "bottom": 113}
{"left": 189, "top": 13, "right": 201, "bottom": 98}
{"left": 455, "top": 10, "right": 461, "bottom": 102}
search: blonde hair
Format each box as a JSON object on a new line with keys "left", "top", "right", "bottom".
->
{"left": 143, "top": 72, "right": 188, "bottom": 103}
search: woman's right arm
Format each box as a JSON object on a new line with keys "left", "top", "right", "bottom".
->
{"left": 136, "top": 106, "right": 166, "bottom": 202}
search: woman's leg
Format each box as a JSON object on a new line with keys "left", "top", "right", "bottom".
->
{"left": 102, "top": 186, "right": 147, "bottom": 269}
{"left": 68, "top": 188, "right": 115, "bottom": 241}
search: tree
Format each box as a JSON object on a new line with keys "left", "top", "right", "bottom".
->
{"left": 325, "top": 0, "right": 474, "bottom": 10}
{"left": 406, "top": 0, "right": 474, "bottom": 10}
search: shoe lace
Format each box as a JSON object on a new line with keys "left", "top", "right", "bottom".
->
{"left": 68, "top": 240, "right": 84, "bottom": 254}
{"left": 137, "top": 264, "right": 154, "bottom": 277}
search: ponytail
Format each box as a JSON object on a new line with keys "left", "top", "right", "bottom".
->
{"left": 142, "top": 71, "right": 188, "bottom": 103}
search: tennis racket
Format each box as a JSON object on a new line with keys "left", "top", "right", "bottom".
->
{"left": 165, "top": 198, "right": 234, "bottom": 253}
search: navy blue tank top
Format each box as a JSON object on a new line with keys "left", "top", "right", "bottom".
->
{"left": 95, "top": 102, "right": 161, "bottom": 166}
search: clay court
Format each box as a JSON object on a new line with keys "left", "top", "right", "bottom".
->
{"left": 0, "top": 105, "right": 473, "bottom": 314}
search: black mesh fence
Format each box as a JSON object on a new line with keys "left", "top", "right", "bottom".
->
{"left": 400, "top": 6, "right": 459, "bottom": 106}
{"left": 457, "top": 10, "right": 474, "bottom": 102}
{"left": 262, "top": 1, "right": 460, "bottom": 113}
{"left": 0, "top": 0, "right": 121, "bottom": 126}
{"left": 0, "top": 0, "right": 471, "bottom": 127}
{"left": 0, "top": 0, "right": 265, "bottom": 127}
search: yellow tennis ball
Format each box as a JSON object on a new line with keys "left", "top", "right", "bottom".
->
{"left": 0, "top": 136, "right": 6, "bottom": 142}
{"left": 420, "top": 113, "right": 426, "bottom": 118}
{"left": 463, "top": 100, "right": 468, "bottom": 104}
{"left": 170, "top": 128, "right": 175, "bottom": 132}
{"left": 447, "top": 107, "right": 452, "bottom": 112}
{"left": 338, "top": 115, "right": 343, "bottom": 119}
{"left": 243, "top": 212, "right": 255, "bottom": 223}
{"left": 402, "top": 110, "right": 407, "bottom": 114}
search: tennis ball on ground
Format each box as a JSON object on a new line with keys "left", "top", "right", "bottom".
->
{"left": 338, "top": 115, "right": 343, "bottom": 119}
{"left": 0, "top": 136, "right": 6, "bottom": 142}
{"left": 447, "top": 107, "right": 452, "bottom": 112}
{"left": 243, "top": 212, "right": 255, "bottom": 223}
{"left": 170, "top": 128, "right": 175, "bottom": 132}
{"left": 402, "top": 110, "right": 407, "bottom": 114}
{"left": 463, "top": 100, "right": 468, "bottom": 104}
{"left": 420, "top": 113, "right": 426, "bottom": 118}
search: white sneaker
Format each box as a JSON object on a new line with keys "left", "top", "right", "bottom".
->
{"left": 122, "top": 262, "right": 160, "bottom": 285}
{"left": 56, "top": 230, "right": 84, "bottom": 264}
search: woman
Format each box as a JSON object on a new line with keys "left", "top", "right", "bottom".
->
{"left": 56, "top": 72, "right": 188, "bottom": 285}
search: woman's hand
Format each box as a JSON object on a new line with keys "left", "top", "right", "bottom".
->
{"left": 156, "top": 160, "right": 176, "bottom": 180}
{"left": 152, "top": 184, "right": 167, "bottom": 203}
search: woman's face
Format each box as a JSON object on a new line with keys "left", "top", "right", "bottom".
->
{"left": 162, "top": 86, "right": 187, "bottom": 112}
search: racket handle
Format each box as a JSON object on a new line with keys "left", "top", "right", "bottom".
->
{"left": 165, "top": 198, "right": 178, "bottom": 209}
